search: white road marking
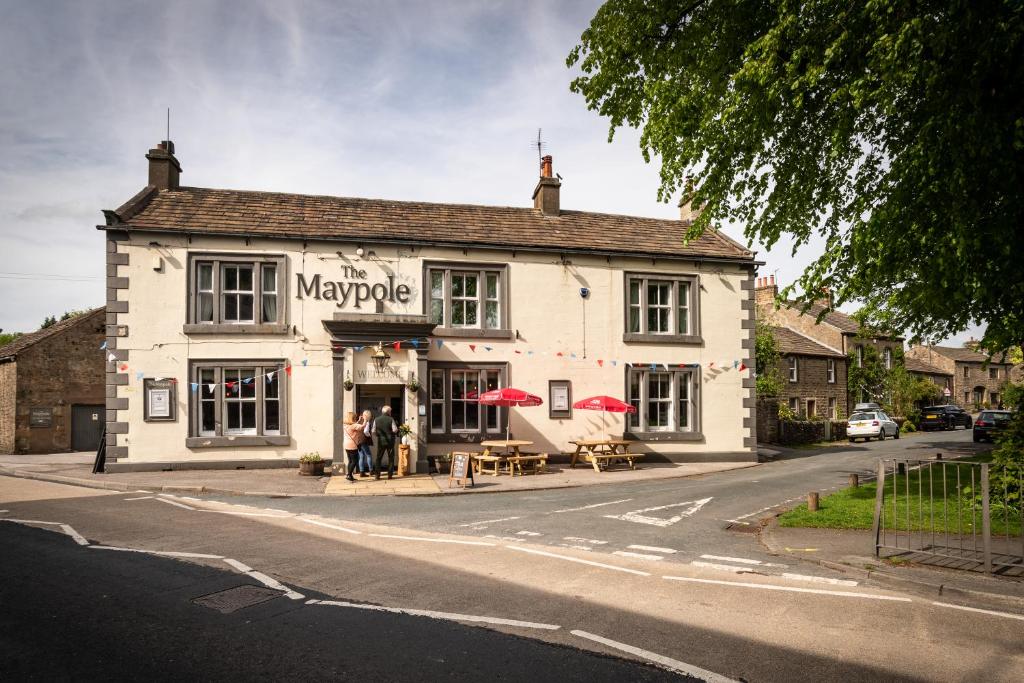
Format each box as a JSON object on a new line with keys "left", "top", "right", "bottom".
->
{"left": 179, "top": 497, "right": 201, "bottom": 501}
{"left": 515, "top": 530, "right": 542, "bottom": 536}
{"left": 369, "top": 533, "right": 496, "bottom": 546}
{"left": 123, "top": 496, "right": 154, "bottom": 501}
{"left": 89, "top": 546, "right": 224, "bottom": 559}
{"left": 781, "top": 573, "right": 858, "bottom": 587}
{"left": 59, "top": 524, "right": 89, "bottom": 546}
{"left": 700, "top": 554, "right": 787, "bottom": 568}
{"left": 604, "top": 498, "right": 712, "bottom": 527}
{"left": 199, "top": 510, "right": 292, "bottom": 518}
{"left": 563, "top": 537, "right": 608, "bottom": 545}
{"left": 457, "top": 516, "right": 520, "bottom": 526}
{"left": 247, "top": 570, "right": 304, "bottom": 600}
{"left": 558, "top": 544, "right": 594, "bottom": 551}
{"left": 2, "top": 518, "right": 64, "bottom": 525}
{"left": 629, "top": 545, "right": 678, "bottom": 554}
{"left": 613, "top": 551, "right": 664, "bottom": 561}
{"left": 691, "top": 561, "right": 757, "bottom": 574}
{"left": 0, "top": 510, "right": 9, "bottom": 514}
{"left": 663, "top": 575, "right": 912, "bottom": 601}
{"left": 932, "top": 601, "right": 1024, "bottom": 621}
{"left": 485, "top": 535, "right": 526, "bottom": 543}
{"left": 507, "top": 545, "right": 650, "bottom": 576}
{"left": 155, "top": 498, "right": 195, "bottom": 511}
{"left": 296, "top": 516, "right": 362, "bottom": 535}
{"left": 570, "top": 630, "right": 736, "bottom": 683}
{"left": 311, "top": 599, "right": 561, "bottom": 630}
{"left": 550, "top": 498, "right": 633, "bottom": 514}
{"left": 223, "top": 558, "right": 254, "bottom": 573}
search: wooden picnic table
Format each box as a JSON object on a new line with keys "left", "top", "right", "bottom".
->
{"left": 475, "top": 440, "right": 535, "bottom": 476}
{"left": 569, "top": 439, "right": 643, "bottom": 472}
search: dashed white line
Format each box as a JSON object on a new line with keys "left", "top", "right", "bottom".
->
{"left": 199, "top": 510, "right": 292, "bottom": 518}
{"left": 558, "top": 544, "right": 594, "bottom": 551}
{"left": 700, "top": 555, "right": 787, "bottom": 568}
{"left": 515, "top": 530, "right": 542, "bottom": 536}
{"left": 485, "top": 535, "right": 526, "bottom": 543}
{"left": 613, "top": 551, "right": 664, "bottom": 561}
{"left": 663, "top": 575, "right": 912, "bottom": 601}
{"left": 563, "top": 537, "right": 608, "bottom": 545}
{"left": 507, "top": 545, "right": 650, "bottom": 576}
{"left": 296, "top": 516, "right": 362, "bottom": 535}
{"left": 570, "top": 630, "right": 736, "bottom": 682}
{"left": 629, "top": 545, "right": 678, "bottom": 554}
{"left": 932, "top": 601, "right": 1024, "bottom": 621}
{"left": 781, "top": 573, "right": 858, "bottom": 587}
{"left": 457, "top": 516, "right": 520, "bottom": 526}
{"left": 311, "top": 599, "right": 561, "bottom": 630}
{"left": 368, "top": 533, "right": 496, "bottom": 546}
{"left": 550, "top": 498, "right": 633, "bottom": 514}
{"left": 155, "top": 498, "right": 195, "bottom": 511}
{"left": 123, "top": 496, "right": 154, "bottom": 501}
{"left": 691, "top": 561, "right": 756, "bottom": 574}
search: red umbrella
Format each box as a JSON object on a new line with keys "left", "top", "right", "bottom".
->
{"left": 478, "top": 387, "right": 543, "bottom": 441}
{"left": 572, "top": 395, "right": 636, "bottom": 438}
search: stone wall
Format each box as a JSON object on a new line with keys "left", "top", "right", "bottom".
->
{"left": 756, "top": 397, "right": 779, "bottom": 444}
{"left": 13, "top": 311, "right": 105, "bottom": 453}
{"left": 955, "top": 361, "right": 1012, "bottom": 409}
{"left": 0, "top": 361, "right": 15, "bottom": 453}
{"left": 776, "top": 354, "right": 849, "bottom": 419}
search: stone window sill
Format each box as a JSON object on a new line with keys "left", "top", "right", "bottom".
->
{"left": 186, "top": 435, "right": 291, "bottom": 448}
{"left": 183, "top": 323, "right": 289, "bottom": 335}
{"left": 623, "top": 333, "right": 703, "bottom": 345}
{"left": 432, "top": 327, "right": 514, "bottom": 340}
{"left": 624, "top": 431, "right": 704, "bottom": 442}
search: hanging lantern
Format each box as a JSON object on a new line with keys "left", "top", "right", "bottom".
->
{"left": 371, "top": 343, "right": 391, "bottom": 372}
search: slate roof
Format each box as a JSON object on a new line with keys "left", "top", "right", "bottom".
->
{"left": 102, "top": 186, "right": 755, "bottom": 262}
{"left": 922, "top": 345, "right": 1011, "bottom": 364}
{"left": 769, "top": 326, "right": 845, "bottom": 358}
{"left": 905, "top": 356, "right": 952, "bottom": 376}
{"left": 0, "top": 307, "right": 105, "bottom": 360}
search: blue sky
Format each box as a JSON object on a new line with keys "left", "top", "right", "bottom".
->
{"left": 0, "top": 0, "right": 983, "bottom": 345}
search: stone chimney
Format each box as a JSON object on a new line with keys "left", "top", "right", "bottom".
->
{"left": 678, "top": 177, "right": 704, "bottom": 223}
{"left": 755, "top": 275, "right": 779, "bottom": 309}
{"left": 146, "top": 140, "right": 182, "bottom": 190}
{"left": 532, "top": 154, "right": 560, "bottom": 216}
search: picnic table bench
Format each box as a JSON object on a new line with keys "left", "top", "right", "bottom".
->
{"left": 473, "top": 453, "right": 506, "bottom": 476}
{"left": 507, "top": 453, "right": 548, "bottom": 476}
{"left": 569, "top": 439, "right": 644, "bottom": 472}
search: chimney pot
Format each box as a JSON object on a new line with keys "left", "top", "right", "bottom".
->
{"left": 770, "top": 275, "right": 775, "bottom": 286}
{"left": 541, "top": 155, "right": 553, "bottom": 178}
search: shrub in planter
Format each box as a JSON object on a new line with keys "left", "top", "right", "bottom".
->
{"left": 299, "top": 452, "right": 325, "bottom": 476}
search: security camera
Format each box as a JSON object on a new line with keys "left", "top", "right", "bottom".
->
{"left": 579, "top": 287, "right": 590, "bottom": 299}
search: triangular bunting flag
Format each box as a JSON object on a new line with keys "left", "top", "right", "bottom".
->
{"left": 709, "top": 361, "right": 716, "bottom": 368}
{"left": 663, "top": 363, "right": 670, "bottom": 371}
{"left": 225, "top": 381, "right": 236, "bottom": 390}
{"left": 135, "top": 371, "right": 144, "bottom": 380}
{"left": 411, "top": 339, "right": 419, "bottom": 348}
{"left": 484, "top": 346, "right": 492, "bottom": 352}
{"left": 285, "top": 365, "right": 293, "bottom": 376}
{"left": 107, "top": 353, "right": 116, "bottom": 362}
{"left": 527, "top": 351, "right": 533, "bottom": 356}
{"left": 611, "top": 360, "right": 617, "bottom": 367}
{"left": 206, "top": 383, "right": 216, "bottom": 393}
{"left": 266, "top": 371, "right": 275, "bottom": 382}
{"left": 469, "top": 344, "right": 476, "bottom": 352}
{"left": 570, "top": 353, "right": 577, "bottom": 359}
{"left": 649, "top": 363, "right": 657, "bottom": 371}
{"left": 738, "top": 362, "right": 747, "bottom": 372}
{"left": 556, "top": 352, "right": 563, "bottom": 357}
{"left": 354, "top": 345, "right": 365, "bottom": 351}
{"left": 99, "top": 341, "right": 107, "bottom": 350}
{"left": 190, "top": 383, "right": 199, "bottom": 392}
{"left": 733, "top": 360, "right": 739, "bottom": 368}
{"left": 514, "top": 350, "right": 521, "bottom": 354}
{"left": 119, "top": 363, "right": 128, "bottom": 372}
{"left": 597, "top": 359, "right": 604, "bottom": 367}
{"left": 301, "top": 359, "right": 308, "bottom": 367}
{"left": 393, "top": 341, "right": 401, "bottom": 351}
{"left": 243, "top": 377, "right": 253, "bottom": 384}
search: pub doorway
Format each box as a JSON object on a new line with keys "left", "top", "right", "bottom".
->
{"left": 354, "top": 384, "right": 405, "bottom": 425}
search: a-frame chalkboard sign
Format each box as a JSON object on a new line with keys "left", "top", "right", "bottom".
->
{"left": 448, "top": 452, "right": 474, "bottom": 488}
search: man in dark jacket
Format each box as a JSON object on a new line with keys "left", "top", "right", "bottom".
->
{"left": 373, "top": 405, "right": 399, "bottom": 480}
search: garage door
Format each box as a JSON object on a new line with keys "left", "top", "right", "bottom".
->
{"left": 71, "top": 405, "right": 104, "bottom": 452}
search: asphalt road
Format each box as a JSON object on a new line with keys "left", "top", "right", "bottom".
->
{"left": 207, "top": 429, "right": 987, "bottom": 577}
{"left": 3, "top": 431, "right": 1022, "bottom": 682}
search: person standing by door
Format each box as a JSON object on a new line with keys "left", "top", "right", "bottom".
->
{"left": 342, "top": 412, "right": 362, "bottom": 482}
{"left": 357, "top": 409, "right": 374, "bottom": 477}
{"left": 373, "top": 405, "right": 399, "bottom": 480}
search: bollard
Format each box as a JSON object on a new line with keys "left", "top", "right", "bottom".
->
{"left": 849, "top": 473, "right": 859, "bottom": 488}
{"left": 897, "top": 462, "right": 906, "bottom": 475}
{"left": 808, "top": 491, "right": 819, "bottom": 512}
{"left": 935, "top": 452, "right": 943, "bottom": 461}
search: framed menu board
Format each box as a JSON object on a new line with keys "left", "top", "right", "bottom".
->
{"left": 143, "top": 378, "right": 177, "bottom": 422}
{"left": 549, "top": 380, "right": 571, "bottom": 419}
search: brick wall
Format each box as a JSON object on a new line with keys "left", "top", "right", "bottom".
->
{"left": 0, "top": 361, "right": 15, "bottom": 453}
{"left": 13, "top": 312, "right": 105, "bottom": 453}
{"left": 777, "top": 353, "right": 849, "bottom": 419}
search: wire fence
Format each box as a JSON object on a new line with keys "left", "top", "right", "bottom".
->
{"left": 872, "top": 458, "right": 1024, "bottom": 575}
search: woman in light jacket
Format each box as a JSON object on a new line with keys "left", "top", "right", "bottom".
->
{"left": 343, "top": 411, "right": 362, "bottom": 482}
{"left": 358, "top": 409, "right": 374, "bottom": 477}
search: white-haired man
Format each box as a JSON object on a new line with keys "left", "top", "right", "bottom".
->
{"left": 373, "top": 405, "right": 399, "bottom": 480}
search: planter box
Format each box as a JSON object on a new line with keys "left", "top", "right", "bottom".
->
{"left": 299, "top": 461, "right": 325, "bottom": 476}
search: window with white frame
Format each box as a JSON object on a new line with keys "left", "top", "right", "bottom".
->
{"left": 883, "top": 348, "right": 892, "bottom": 369}
{"left": 426, "top": 264, "right": 507, "bottom": 335}
{"left": 428, "top": 365, "right": 505, "bottom": 439}
{"left": 625, "top": 366, "right": 699, "bottom": 435}
{"left": 827, "top": 359, "right": 836, "bottom": 384}
{"left": 788, "top": 357, "right": 798, "bottom": 382}
{"left": 789, "top": 397, "right": 800, "bottom": 413}
{"left": 624, "top": 273, "right": 699, "bottom": 341}
{"left": 188, "top": 254, "right": 286, "bottom": 332}
{"left": 828, "top": 397, "right": 837, "bottom": 419}
{"left": 190, "top": 362, "right": 286, "bottom": 443}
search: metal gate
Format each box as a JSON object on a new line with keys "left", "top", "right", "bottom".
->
{"left": 873, "top": 458, "right": 1024, "bottom": 575}
{"left": 71, "top": 405, "right": 104, "bottom": 452}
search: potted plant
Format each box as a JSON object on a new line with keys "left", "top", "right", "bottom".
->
{"left": 343, "top": 373, "right": 354, "bottom": 391}
{"left": 406, "top": 375, "right": 421, "bottom": 392}
{"left": 398, "top": 422, "right": 413, "bottom": 446}
{"left": 298, "top": 452, "right": 325, "bottom": 476}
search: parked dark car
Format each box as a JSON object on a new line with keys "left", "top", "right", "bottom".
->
{"left": 973, "top": 410, "right": 1013, "bottom": 443}
{"left": 919, "top": 405, "right": 973, "bottom": 431}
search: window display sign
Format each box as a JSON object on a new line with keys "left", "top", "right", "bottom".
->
{"left": 30, "top": 407, "right": 53, "bottom": 428}
{"left": 143, "top": 378, "right": 177, "bottom": 422}
{"left": 549, "top": 380, "right": 571, "bottom": 419}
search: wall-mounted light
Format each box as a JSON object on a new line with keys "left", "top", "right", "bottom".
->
{"left": 355, "top": 247, "right": 365, "bottom": 258}
{"left": 371, "top": 343, "right": 391, "bottom": 371}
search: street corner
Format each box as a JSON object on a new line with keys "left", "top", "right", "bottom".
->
{"left": 324, "top": 473, "right": 442, "bottom": 496}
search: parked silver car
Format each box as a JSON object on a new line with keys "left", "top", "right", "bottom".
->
{"left": 847, "top": 410, "right": 900, "bottom": 442}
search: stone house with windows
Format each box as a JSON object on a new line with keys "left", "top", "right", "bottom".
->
{"left": 96, "top": 140, "right": 758, "bottom": 471}
{"left": 904, "top": 356, "right": 953, "bottom": 404}
{"left": 755, "top": 276, "right": 904, "bottom": 404}
{"left": 767, "top": 326, "right": 848, "bottom": 420}
{"left": 906, "top": 345, "right": 1013, "bottom": 409}
{"left": 0, "top": 308, "right": 106, "bottom": 454}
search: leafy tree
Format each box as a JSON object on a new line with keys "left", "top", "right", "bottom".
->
{"left": 0, "top": 332, "right": 21, "bottom": 347}
{"left": 754, "top": 322, "right": 783, "bottom": 397}
{"left": 847, "top": 344, "right": 887, "bottom": 406}
{"left": 40, "top": 315, "right": 57, "bottom": 329}
{"left": 885, "top": 364, "right": 941, "bottom": 419}
{"left": 39, "top": 310, "right": 86, "bottom": 330}
{"left": 568, "top": 0, "right": 1024, "bottom": 353}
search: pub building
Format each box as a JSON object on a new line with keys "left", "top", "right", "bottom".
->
{"left": 98, "top": 141, "right": 759, "bottom": 472}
